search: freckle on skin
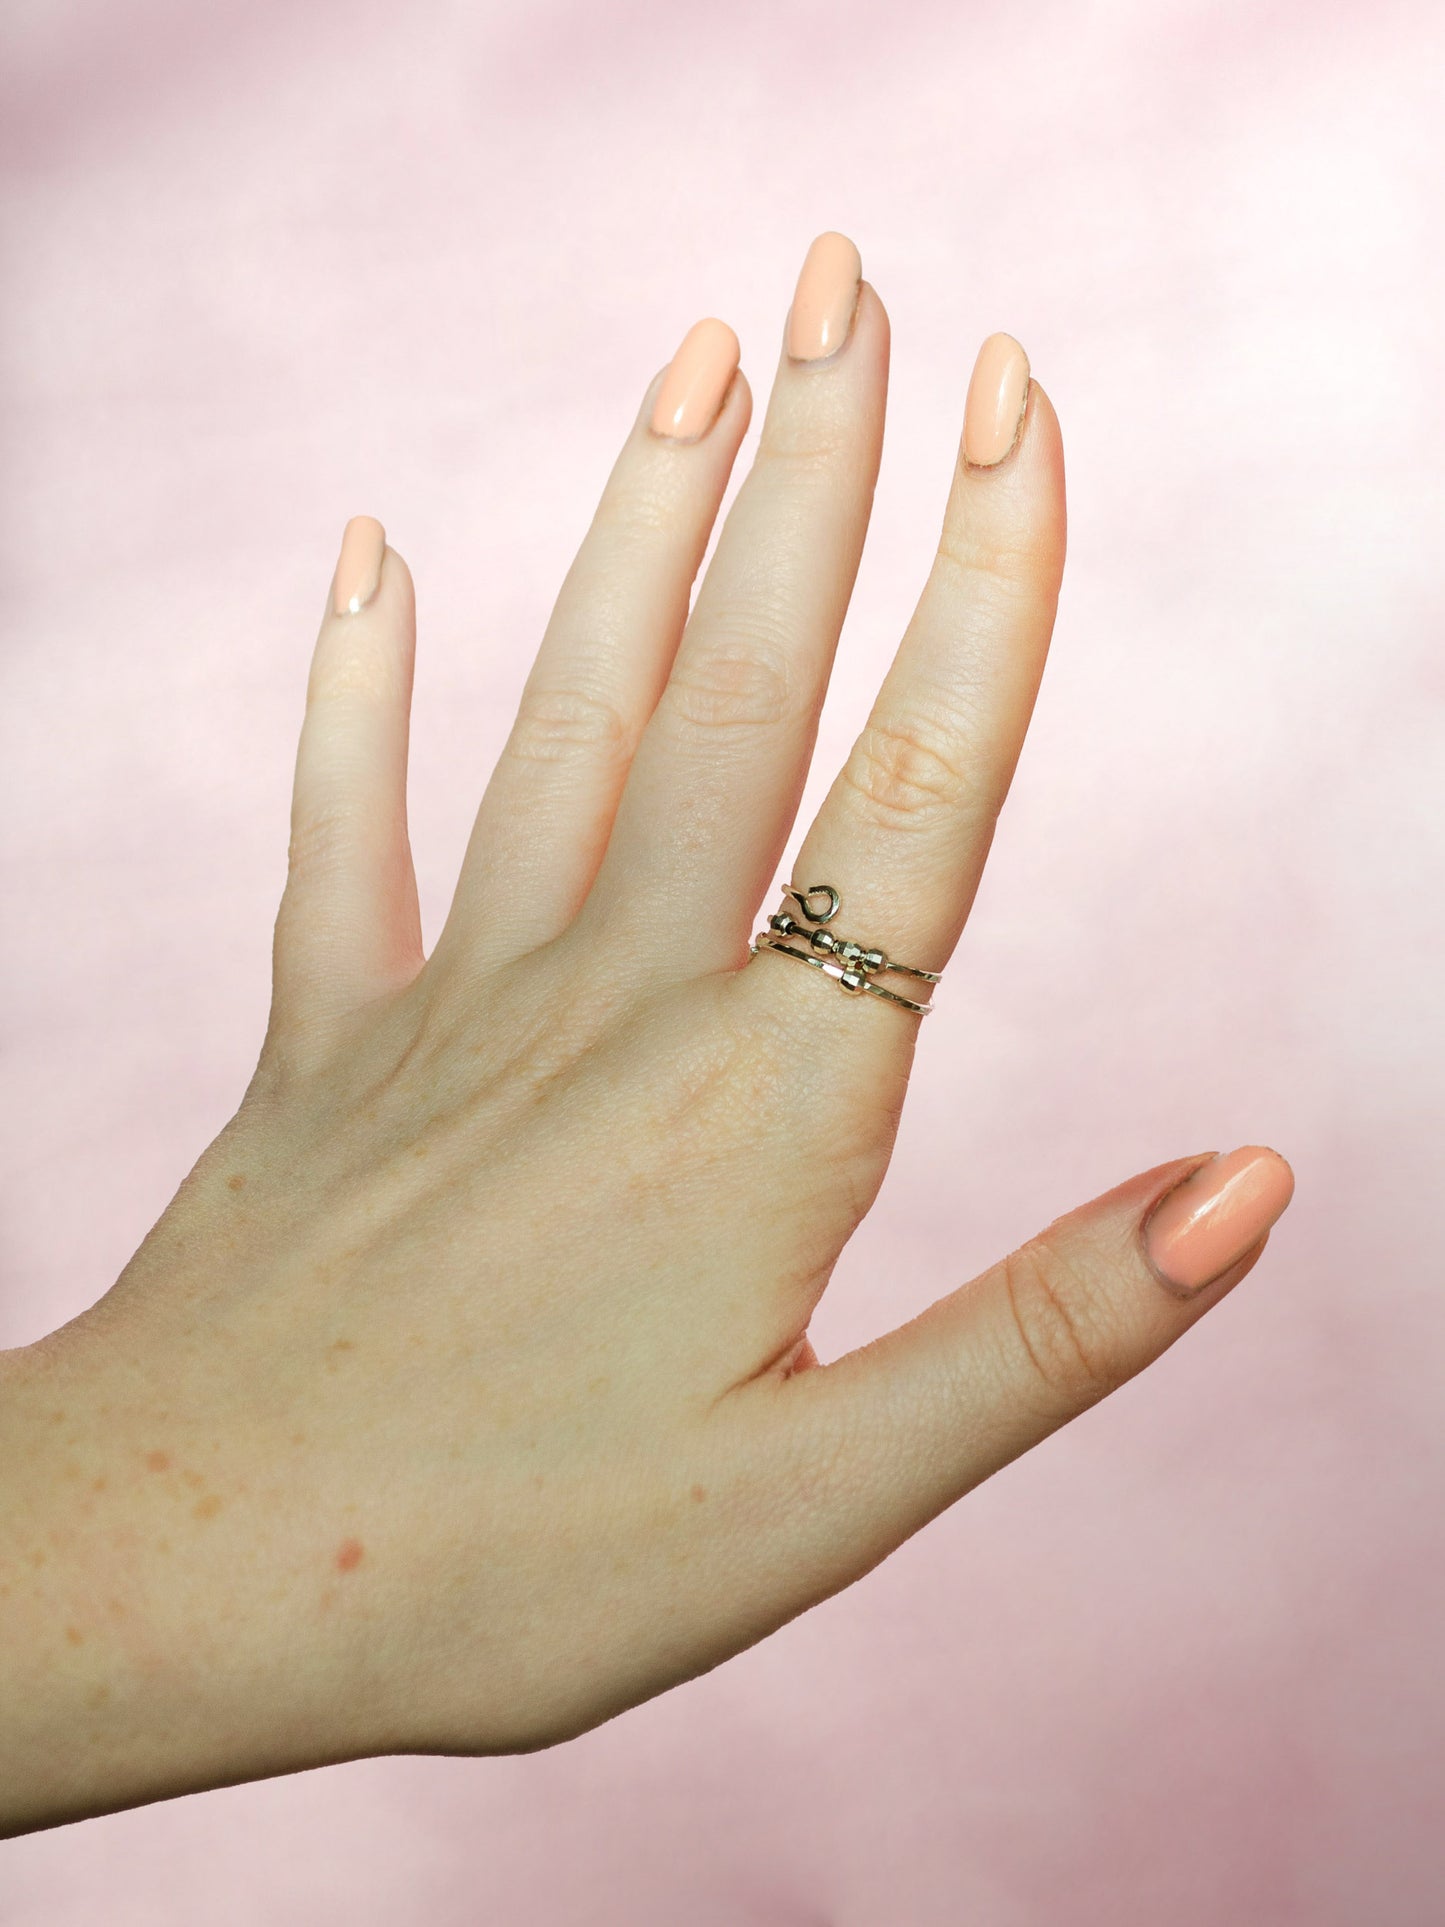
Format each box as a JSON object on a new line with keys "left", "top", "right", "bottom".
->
{"left": 65, "top": 1625, "right": 84, "bottom": 1646}
{"left": 227, "top": 1173, "right": 247, "bottom": 1190}
{"left": 181, "top": 1470, "right": 204, "bottom": 1490}
{"left": 87, "top": 1684, "right": 110, "bottom": 1709}
{"left": 92, "top": 1477, "right": 108, "bottom": 1493}
{"left": 691, "top": 1485, "right": 707, "bottom": 1503}
{"left": 335, "top": 1537, "right": 364, "bottom": 1573}
{"left": 50, "top": 1410, "right": 66, "bottom": 1423}
{"left": 145, "top": 1450, "right": 171, "bottom": 1473}
{"left": 194, "top": 1495, "right": 223, "bottom": 1521}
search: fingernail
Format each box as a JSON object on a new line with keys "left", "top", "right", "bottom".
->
{"left": 962, "top": 332, "right": 1031, "bottom": 468}
{"left": 786, "top": 231, "right": 862, "bottom": 362}
{"left": 332, "top": 515, "right": 386, "bottom": 616}
{"left": 650, "top": 318, "right": 741, "bottom": 441}
{"left": 1144, "top": 1146, "right": 1296, "bottom": 1295}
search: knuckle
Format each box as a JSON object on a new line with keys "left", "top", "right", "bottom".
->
{"left": 934, "top": 523, "right": 1041, "bottom": 603}
{"left": 839, "top": 712, "right": 977, "bottom": 833}
{"left": 307, "top": 642, "right": 403, "bottom": 710}
{"left": 285, "top": 802, "right": 356, "bottom": 879}
{"left": 663, "top": 633, "right": 797, "bottom": 735}
{"left": 1000, "top": 1236, "right": 1121, "bottom": 1410}
{"left": 593, "top": 476, "right": 683, "bottom": 544}
{"left": 758, "top": 426, "right": 851, "bottom": 480}
{"left": 508, "top": 681, "right": 634, "bottom": 766}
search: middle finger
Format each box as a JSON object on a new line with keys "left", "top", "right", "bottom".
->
{"left": 577, "top": 233, "right": 888, "bottom": 969}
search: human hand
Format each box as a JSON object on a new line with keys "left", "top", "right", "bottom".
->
{"left": 1, "top": 233, "right": 1293, "bottom": 1832}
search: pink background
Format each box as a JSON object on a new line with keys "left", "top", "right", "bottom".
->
{"left": 3, "top": 1, "right": 1443, "bottom": 1919}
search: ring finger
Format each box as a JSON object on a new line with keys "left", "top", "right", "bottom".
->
{"left": 433, "top": 322, "right": 752, "bottom": 976}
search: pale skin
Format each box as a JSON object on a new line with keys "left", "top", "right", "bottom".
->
{"left": 0, "top": 238, "right": 1293, "bottom": 1836}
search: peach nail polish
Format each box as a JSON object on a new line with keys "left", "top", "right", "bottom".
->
{"left": 1144, "top": 1146, "right": 1296, "bottom": 1295}
{"left": 786, "top": 231, "right": 862, "bottom": 362}
{"left": 650, "top": 318, "right": 741, "bottom": 441}
{"left": 332, "top": 515, "right": 386, "bottom": 615}
{"left": 962, "top": 332, "right": 1031, "bottom": 468}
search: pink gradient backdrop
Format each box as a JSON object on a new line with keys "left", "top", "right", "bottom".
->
{"left": 2, "top": 1, "right": 1442, "bottom": 1919}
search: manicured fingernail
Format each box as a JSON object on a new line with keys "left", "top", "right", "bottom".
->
{"left": 962, "top": 332, "right": 1031, "bottom": 468}
{"left": 650, "top": 318, "right": 741, "bottom": 441}
{"left": 1144, "top": 1146, "right": 1296, "bottom": 1295}
{"left": 332, "top": 515, "right": 386, "bottom": 615}
{"left": 786, "top": 231, "right": 862, "bottom": 362}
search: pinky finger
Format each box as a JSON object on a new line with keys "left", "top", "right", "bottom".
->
{"left": 269, "top": 517, "right": 423, "bottom": 1048}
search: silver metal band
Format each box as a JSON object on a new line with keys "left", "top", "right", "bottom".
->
{"left": 748, "top": 883, "right": 941, "bottom": 1017}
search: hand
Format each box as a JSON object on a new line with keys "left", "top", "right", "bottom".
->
{"left": 0, "top": 233, "right": 1293, "bottom": 1833}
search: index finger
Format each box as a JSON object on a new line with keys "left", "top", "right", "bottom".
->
{"left": 744, "top": 334, "right": 1066, "bottom": 1034}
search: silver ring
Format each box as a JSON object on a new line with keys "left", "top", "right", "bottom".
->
{"left": 748, "top": 883, "right": 942, "bottom": 1017}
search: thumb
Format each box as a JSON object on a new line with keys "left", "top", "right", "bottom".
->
{"left": 761, "top": 1145, "right": 1295, "bottom": 1605}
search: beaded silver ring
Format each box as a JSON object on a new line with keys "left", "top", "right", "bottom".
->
{"left": 749, "top": 883, "right": 942, "bottom": 1017}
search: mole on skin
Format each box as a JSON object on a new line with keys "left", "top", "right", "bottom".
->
{"left": 335, "top": 1538, "right": 365, "bottom": 1573}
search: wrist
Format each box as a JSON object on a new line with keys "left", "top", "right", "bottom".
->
{"left": 0, "top": 1318, "right": 379, "bottom": 1833}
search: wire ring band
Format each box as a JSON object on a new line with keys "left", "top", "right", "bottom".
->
{"left": 749, "top": 883, "right": 942, "bottom": 1017}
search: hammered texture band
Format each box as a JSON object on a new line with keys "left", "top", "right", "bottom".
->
{"left": 749, "top": 884, "right": 942, "bottom": 1016}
